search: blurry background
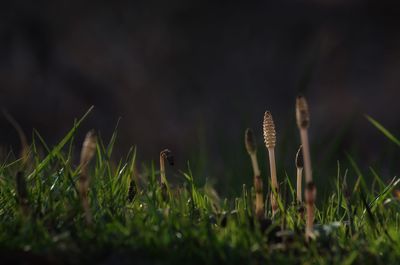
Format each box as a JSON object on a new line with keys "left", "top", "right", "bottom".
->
{"left": 0, "top": 0, "right": 399, "bottom": 194}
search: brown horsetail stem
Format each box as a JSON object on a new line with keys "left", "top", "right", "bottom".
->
{"left": 296, "top": 95, "right": 316, "bottom": 239}
{"left": 245, "top": 128, "right": 264, "bottom": 219}
{"left": 160, "top": 149, "right": 174, "bottom": 198}
{"left": 263, "top": 111, "right": 279, "bottom": 216}
{"left": 79, "top": 130, "right": 97, "bottom": 225}
{"left": 295, "top": 145, "right": 304, "bottom": 203}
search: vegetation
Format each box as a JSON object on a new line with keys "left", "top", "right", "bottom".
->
{"left": 0, "top": 102, "right": 399, "bottom": 265}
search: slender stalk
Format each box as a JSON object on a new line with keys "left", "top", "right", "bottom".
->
{"left": 263, "top": 111, "right": 279, "bottom": 216}
{"left": 295, "top": 145, "right": 304, "bottom": 203}
{"left": 160, "top": 149, "right": 173, "bottom": 200}
{"left": 79, "top": 130, "right": 97, "bottom": 225}
{"left": 245, "top": 128, "right": 264, "bottom": 219}
{"left": 296, "top": 168, "right": 303, "bottom": 203}
{"left": 296, "top": 95, "right": 316, "bottom": 240}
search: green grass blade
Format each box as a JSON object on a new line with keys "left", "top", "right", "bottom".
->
{"left": 28, "top": 106, "right": 94, "bottom": 179}
{"left": 366, "top": 115, "right": 400, "bottom": 147}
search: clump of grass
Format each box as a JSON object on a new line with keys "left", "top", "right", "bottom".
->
{"left": 78, "top": 130, "right": 97, "bottom": 225}
{"left": 245, "top": 128, "right": 264, "bottom": 219}
{"left": 296, "top": 95, "right": 316, "bottom": 239}
{"left": 263, "top": 111, "right": 279, "bottom": 216}
{"left": 0, "top": 104, "right": 399, "bottom": 264}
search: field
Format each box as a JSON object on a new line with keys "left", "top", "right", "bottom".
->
{"left": 0, "top": 105, "right": 399, "bottom": 265}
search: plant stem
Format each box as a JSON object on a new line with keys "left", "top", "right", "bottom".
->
{"left": 300, "top": 125, "right": 316, "bottom": 239}
{"left": 301, "top": 128, "right": 315, "bottom": 239}
{"left": 250, "top": 153, "right": 264, "bottom": 219}
{"left": 296, "top": 95, "right": 315, "bottom": 240}
{"left": 268, "top": 147, "right": 279, "bottom": 215}
{"left": 296, "top": 167, "right": 303, "bottom": 203}
{"left": 245, "top": 128, "right": 264, "bottom": 219}
{"left": 79, "top": 130, "right": 96, "bottom": 225}
{"left": 160, "top": 149, "right": 173, "bottom": 200}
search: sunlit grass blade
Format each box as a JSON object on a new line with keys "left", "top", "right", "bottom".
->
{"left": 28, "top": 106, "right": 94, "bottom": 179}
{"left": 366, "top": 115, "right": 400, "bottom": 147}
{"left": 346, "top": 153, "right": 368, "bottom": 194}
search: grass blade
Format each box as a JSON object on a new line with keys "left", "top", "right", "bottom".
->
{"left": 366, "top": 115, "right": 400, "bottom": 147}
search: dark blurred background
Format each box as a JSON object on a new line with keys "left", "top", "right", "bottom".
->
{"left": 0, "top": 0, "right": 399, "bottom": 194}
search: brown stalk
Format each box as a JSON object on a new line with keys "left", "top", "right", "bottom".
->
{"left": 79, "top": 130, "right": 97, "bottom": 225}
{"left": 263, "top": 111, "right": 279, "bottom": 216}
{"left": 296, "top": 95, "right": 316, "bottom": 239}
{"left": 245, "top": 128, "right": 264, "bottom": 219}
{"left": 295, "top": 145, "right": 304, "bottom": 203}
{"left": 160, "top": 149, "right": 174, "bottom": 200}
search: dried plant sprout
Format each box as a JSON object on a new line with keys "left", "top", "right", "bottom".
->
{"left": 263, "top": 111, "right": 279, "bottom": 216}
{"left": 296, "top": 95, "right": 316, "bottom": 239}
{"left": 160, "top": 149, "right": 174, "bottom": 200}
{"left": 295, "top": 145, "right": 303, "bottom": 204}
{"left": 79, "top": 130, "right": 97, "bottom": 225}
{"left": 245, "top": 128, "right": 264, "bottom": 219}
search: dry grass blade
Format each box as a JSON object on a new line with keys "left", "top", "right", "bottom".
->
{"left": 79, "top": 130, "right": 97, "bottom": 225}
{"left": 296, "top": 95, "right": 316, "bottom": 240}
{"left": 263, "top": 111, "right": 279, "bottom": 216}
{"left": 245, "top": 128, "right": 264, "bottom": 219}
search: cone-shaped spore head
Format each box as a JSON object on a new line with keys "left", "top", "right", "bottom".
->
{"left": 263, "top": 111, "right": 276, "bottom": 149}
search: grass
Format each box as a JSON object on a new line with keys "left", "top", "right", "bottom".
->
{"left": 0, "top": 108, "right": 399, "bottom": 265}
